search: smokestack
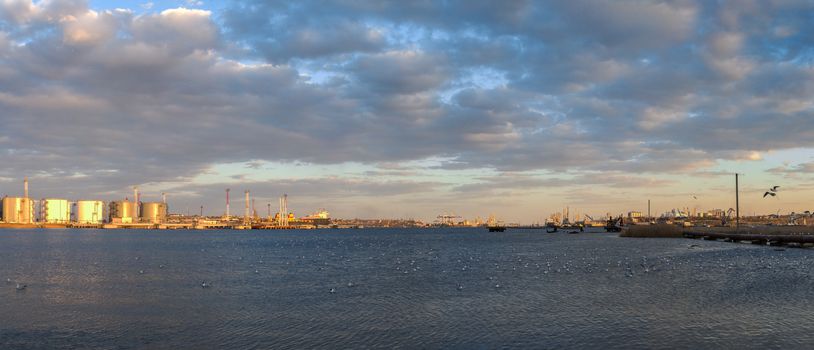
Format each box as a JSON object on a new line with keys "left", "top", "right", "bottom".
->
{"left": 244, "top": 190, "right": 250, "bottom": 224}
{"left": 162, "top": 192, "right": 167, "bottom": 204}
{"left": 134, "top": 186, "right": 139, "bottom": 221}
{"left": 279, "top": 195, "right": 286, "bottom": 226}
{"left": 282, "top": 194, "right": 289, "bottom": 226}
{"left": 24, "top": 177, "right": 28, "bottom": 199}
{"left": 225, "top": 189, "right": 230, "bottom": 218}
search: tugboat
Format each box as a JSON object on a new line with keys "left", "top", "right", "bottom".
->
{"left": 486, "top": 214, "right": 506, "bottom": 232}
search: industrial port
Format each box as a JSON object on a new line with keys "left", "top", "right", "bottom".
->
{"left": 2, "top": 177, "right": 811, "bottom": 232}
{"left": 0, "top": 178, "right": 332, "bottom": 230}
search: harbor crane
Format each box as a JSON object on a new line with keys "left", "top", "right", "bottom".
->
{"left": 437, "top": 214, "right": 461, "bottom": 226}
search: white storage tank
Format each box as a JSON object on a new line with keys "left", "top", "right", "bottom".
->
{"left": 76, "top": 200, "right": 105, "bottom": 224}
{"left": 109, "top": 200, "right": 137, "bottom": 223}
{"left": 2, "top": 197, "right": 34, "bottom": 224}
{"left": 42, "top": 198, "right": 70, "bottom": 223}
{"left": 140, "top": 202, "right": 167, "bottom": 223}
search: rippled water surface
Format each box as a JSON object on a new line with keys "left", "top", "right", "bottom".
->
{"left": 1, "top": 228, "right": 814, "bottom": 349}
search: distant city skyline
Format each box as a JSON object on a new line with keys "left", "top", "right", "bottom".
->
{"left": 1, "top": 1, "right": 813, "bottom": 222}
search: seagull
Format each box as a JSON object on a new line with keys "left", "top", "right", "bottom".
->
{"left": 15, "top": 283, "right": 26, "bottom": 291}
{"left": 763, "top": 191, "right": 777, "bottom": 198}
{"left": 770, "top": 186, "right": 780, "bottom": 192}
{"left": 201, "top": 281, "right": 210, "bottom": 288}
{"left": 692, "top": 195, "right": 697, "bottom": 200}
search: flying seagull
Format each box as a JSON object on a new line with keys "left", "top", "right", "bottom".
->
{"left": 764, "top": 185, "right": 781, "bottom": 198}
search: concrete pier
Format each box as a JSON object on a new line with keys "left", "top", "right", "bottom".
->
{"left": 684, "top": 230, "right": 814, "bottom": 246}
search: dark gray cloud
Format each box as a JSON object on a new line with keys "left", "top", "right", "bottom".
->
{"left": 768, "top": 162, "right": 814, "bottom": 176}
{"left": 2, "top": 0, "right": 814, "bottom": 217}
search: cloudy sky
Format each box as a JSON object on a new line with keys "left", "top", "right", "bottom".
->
{"left": 1, "top": 0, "right": 814, "bottom": 222}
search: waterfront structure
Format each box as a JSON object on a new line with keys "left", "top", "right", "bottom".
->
{"left": 244, "top": 190, "right": 250, "bottom": 225}
{"left": 225, "top": 188, "right": 230, "bottom": 218}
{"left": 42, "top": 198, "right": 70, "bottom": 223}
{"left": 707, "top": 209, "right": 725, "bottom": 218}
{"left": 109, "top": 200, "right": 137, "bottom": 223}
{"left": 76, "top": 200, "right": 105, "bottom": 224}
{"left": 279, "top": 194, "right": 289, "bottom": 226}
{"left": 133, "top": 187, "right": 140, "bottom": 220}
{"left": 301, "top": 209, "right": 331, "bottom": 226}
{"left": 2, "top": 197, "right": 34, "bottom": 224}
{"left": 140, "top": 202, "right": 168, "bottom": 223}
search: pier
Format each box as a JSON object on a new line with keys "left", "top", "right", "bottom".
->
{"left": 684, "top": 230, "right": 814, "bottom": 246}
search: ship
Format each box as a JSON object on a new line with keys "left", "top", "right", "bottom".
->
{"left": 486, "top": 214, "right": 506, "bottom": 232}
{"left": 301, "top": 209, "right": 331, "bottom": 226}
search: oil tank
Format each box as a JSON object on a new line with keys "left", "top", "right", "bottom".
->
{"left": 140, "top": 202, "right": 167, "bottom": 223}
{"left": 76, "top": 200, "right": 105, "bottom": 224}
{"left": 2, "top": 197, "right": 34, "bottom": 224}
{"left": 42, "top": 198, "right": 70, "bottom": 223}
{"left": 109, "top": 200, "right": 137, "bottom": 223}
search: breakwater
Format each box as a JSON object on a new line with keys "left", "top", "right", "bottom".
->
{"left": 684, "top": 230, "right": 814, "bottom": 246}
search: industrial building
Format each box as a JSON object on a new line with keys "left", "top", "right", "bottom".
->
{"left": 76, "top": 200, "right": 105, "bottom": 224}
{"left": 109, "top": 200, "right": 137, "bottom": 223}
{"left": 2, "top": 197, "right": 35, "bottom": 224}
{"left": 140, "top": 202, "right": 168, "bottom": 223}
{"left": 42, "top": 198, "right": 71, "bottom": 223}
{"left": 0, "top": 178, "right": 330, "bottom": 230}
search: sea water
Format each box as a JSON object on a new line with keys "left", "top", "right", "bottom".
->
{"left": 0, "top": 228, "right": 812, "bottom": 349}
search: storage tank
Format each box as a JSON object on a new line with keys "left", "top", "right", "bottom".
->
{"left": 109, "top": 200, "right": 137, "bottom": 223}
{"left": 76, "top": 200, "right": 105, "bottom": 224}
{"left": 42, "top": 198, "right": 70, "bottom": 223}
{"left": 2, "top": 197, "right": 34, "bottom": 224}
{"left": 140, "top": 202, "right": 167, "bottom": 223}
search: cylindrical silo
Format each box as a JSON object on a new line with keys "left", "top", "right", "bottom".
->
{"left": 2, "top": 197, "right": 34, "bottom": 224}
{"left": 140, "top": 202, "right": 167, "bottom": 223}
{"left": 76, "top": 200, "right": 105, "bottom": 224}
{"left": 109, "top": 200, "right": 136, "bottom": 223}
{"left": 42, "top": 199, "right": 70, "bottom": 223}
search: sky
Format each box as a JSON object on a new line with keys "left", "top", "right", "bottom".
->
{"left": 1, "top": 0, "right": 814, "bottom": 222}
